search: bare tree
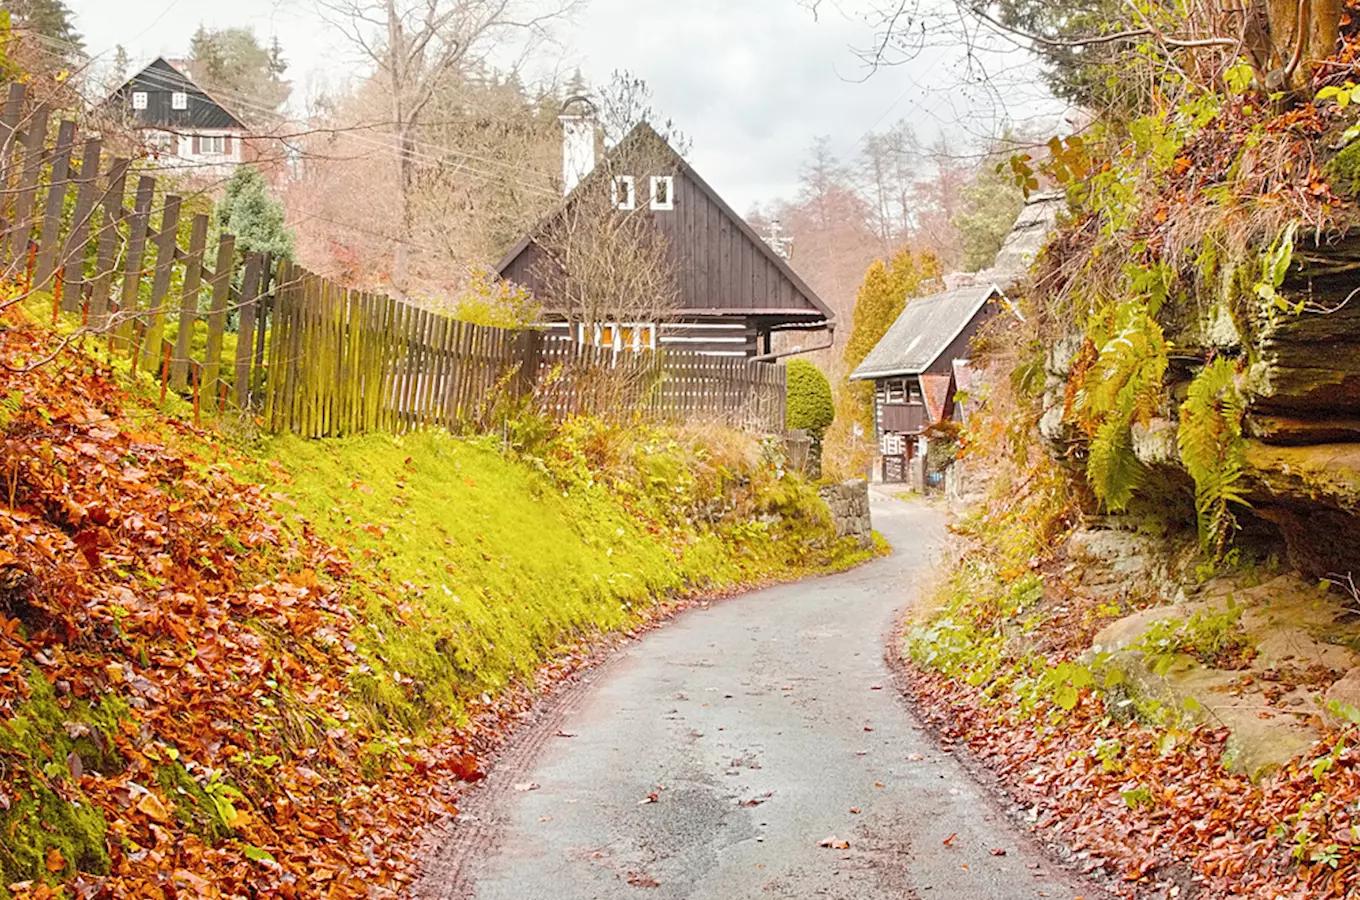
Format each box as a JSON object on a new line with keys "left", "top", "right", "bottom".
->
{"left": 515, "top": 75, "right": 695, "bottom": 333}
{"left": 315, "top": 0, "right": 578, "bottom": 294}
{"left": 530, "top": 110, "right": 685, "bottom": 332}
{"left": 859, "top": 120, "right": 919, "bottom": 249}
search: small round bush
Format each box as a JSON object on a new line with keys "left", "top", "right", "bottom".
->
{"left": 786, "top": 359, "right": 835, "bottom": 442}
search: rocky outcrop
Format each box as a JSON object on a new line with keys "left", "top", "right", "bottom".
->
{"left": 1091, "top": 574, "right": 1360, "bottom": 780}
{"left": 1037, "top": 256, "right": 1360, "bottom": 577}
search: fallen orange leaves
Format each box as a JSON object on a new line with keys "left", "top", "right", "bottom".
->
{"left": 0, "top": 319, "right": 478, "bottom": 897}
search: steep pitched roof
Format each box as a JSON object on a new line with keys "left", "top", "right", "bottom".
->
{"left": 849, "top": 283, "right": 1000, "bottom": 381}
{"left": 496, "top": 123, "right": 834, "bottom": 323}
{"left": 920, "top": 373, "right": 954, "bottom": 424}
{"left": 100, "top": 57, "right": 248, "bottom": 131}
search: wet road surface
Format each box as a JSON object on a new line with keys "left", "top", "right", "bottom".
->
{"left": 420, "top": 494, "right": 1098, "bottom": 900}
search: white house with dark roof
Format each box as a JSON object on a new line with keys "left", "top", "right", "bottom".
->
{"left": 97, "top": 57, "right": 250, "bottom": 178}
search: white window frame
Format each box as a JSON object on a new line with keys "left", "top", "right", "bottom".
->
{"left": 131, "top": 91, "right": 148, "bottom": 111}
{"left": 577, "top": 321, "right": 657, "bottom": 352}
{"left": 200, "top": 135, "right": 227, "bottom": 155}
{"left": 650, "top": 175, "right": 675, "bottom": 211}
{"left": 146, "top": 131, "right": 174, "bottom": 153}
{"left": 171, "top": 91, "right": 187, "bottom": 110}
{"left": 611, "top": 175, "right": 636, "bottom": 211}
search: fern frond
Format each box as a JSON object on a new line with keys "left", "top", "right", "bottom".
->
{"left": 1178, "top": 357, "right": 1249, "bottom": 555}
{"left": 1088, "top": 406, "right": 1145, "bottom": 512}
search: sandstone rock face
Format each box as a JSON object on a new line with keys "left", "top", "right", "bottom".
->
{"left": 1244, "top": 442, "right": 1360, "bottom": 575}
{"left": 1039, "top": 259, "right": 1360, "bottom": 578}
{"left": 1091, "top": 570, "right": 1360, "bottom": 780}
{"left": 817, "top": 480, "right": 873, "bottom": 549}
{"left": 1324, "top": 668, "right": 1360, "bottom": 724}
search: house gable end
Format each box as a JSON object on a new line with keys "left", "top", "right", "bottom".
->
{"left": 101, "top": 58, "right": 248, "bottom": 132}
{"left": 496, "top": 124, "right": 833, "bottom": 324}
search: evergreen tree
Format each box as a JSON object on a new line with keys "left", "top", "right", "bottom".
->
{"left": 3, "top": 0, "right": 83, "bottom": 55}
{"left": 217, "top": 166, "right": 295, "bottom": 260}
{"left": 954, "top": 164, "right": 1024, "bottom": 272}
{"left": 842, "top": 248, "right": 943, "bottom": 429}
{"left": 187, "top": 26, "right": 290, "bottom": 120}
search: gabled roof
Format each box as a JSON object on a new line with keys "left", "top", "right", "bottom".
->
{"left": 849, "top": 283, "right": 1001, "bottom": 381}
{"left": 100, "top": 57, "right": 248, "bottom": 131}
{"left": 495, "top": 123, "right": 834, "bottom": 324}
{"left": 920, "top": 372, "right": 953, "bottom": 424}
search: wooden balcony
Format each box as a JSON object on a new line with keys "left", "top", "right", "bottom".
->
{"left": 879, "top": 402, "right": 927, "bottom": 435}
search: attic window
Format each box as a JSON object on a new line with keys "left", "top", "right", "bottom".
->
{"left": 132, "top": 91, "right": 148, "bottom": 111}
{"left": 650, "top": 176, "right": 674, "bottom": 211}
{"left": 612, "top": 175, "right": 635, "bottom": 211}
{"left": 172, "top": 91, "right": 187, "bottom": 110}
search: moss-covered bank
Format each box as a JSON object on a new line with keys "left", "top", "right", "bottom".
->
{"left": 268, "top": 424, "right": 875, "bottom": 733}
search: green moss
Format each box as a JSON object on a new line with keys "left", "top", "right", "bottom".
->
{"left": 268, "top": 427, "right": 868, "bottom": 734}
{"left": 0, "top": 670, "right": 128, "bottom": 891}
{"left": 1326, "top": 140, "right": 1360, "bottom": 198}
{"left": 270, "top": 431, "right": 688, "bottom": 731}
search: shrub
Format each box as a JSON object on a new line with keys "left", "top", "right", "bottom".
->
{"left": 786, "top": 359, "right": 835, "bottom": 475}
{"left": 787, "top": 359, "right": 834, "bottom": 441}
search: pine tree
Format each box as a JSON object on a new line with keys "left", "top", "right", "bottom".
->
{"left": 3, "top": 0, "right": 83, "bottom": 55}
{"left": 187, "top": 26, "right": 290, "bottom": 120}
{"left": 217, "top": 166, "right": 295, "bottom": 260}
{"left": 954, "top": 163, "right": 1024, "bottom": 272}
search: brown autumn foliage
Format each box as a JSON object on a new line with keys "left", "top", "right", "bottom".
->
{"left": 0, "top": 312, "right": 468, "bottom": 897}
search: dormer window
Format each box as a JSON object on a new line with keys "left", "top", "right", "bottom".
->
{"left": 612, "top": 175, "right": 635, "bottom": 211}
{"left": 172, "top": 91, "right": 187, "bottom": 110}
{"left": 132, "top": 91, "right": 148, "bottom": 111}
{"left": 650, "top": 176, "right": 674, "bottom": 211}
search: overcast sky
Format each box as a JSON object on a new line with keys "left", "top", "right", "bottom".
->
{"left": 66, "top": 0, "right": 1064, "bottom": 213}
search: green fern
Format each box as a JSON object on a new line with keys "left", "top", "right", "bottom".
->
{"left": 1073, "top": 300, "right": 1168, "bottom": 511}
{"left": 1087, "top": 395, "right": 1145, "bottom": 511}
{"left": 1178, "top": 357, "right": 1250, "bottom": 555}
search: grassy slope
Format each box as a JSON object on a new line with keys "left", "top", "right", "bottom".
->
{"left": 269, "top": 428, "right": 875, "bottom": 733}
{"left": 0, "top": 301, "right": 876, "bottom": 895}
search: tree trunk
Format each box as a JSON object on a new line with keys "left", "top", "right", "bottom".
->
{"left": 394, "top": 128, "right": 415, "bottom": 297}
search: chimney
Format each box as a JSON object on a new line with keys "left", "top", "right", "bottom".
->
{"left": 559, "top": 96, "right": 596, "bottom": 196}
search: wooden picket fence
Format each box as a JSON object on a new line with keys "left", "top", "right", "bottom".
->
{"left": 0, "top": 81, "right": 787, "bottom": 436}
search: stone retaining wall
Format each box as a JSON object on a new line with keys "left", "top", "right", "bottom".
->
{"left": 818, "top": 479, "right": 873, "bottom": 548}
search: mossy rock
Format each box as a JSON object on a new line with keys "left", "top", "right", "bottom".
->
{"left": 1326, "top": 139, "right": 1360, "bottom": 198}
{"left": 0, "top": 671, "right": 127, "bottom": 889}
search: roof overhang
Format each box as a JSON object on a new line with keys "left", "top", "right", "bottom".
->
{"left": 848, "top": 283, "right": 1005, "bottom": 382}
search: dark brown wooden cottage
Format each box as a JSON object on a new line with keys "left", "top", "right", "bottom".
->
{"left": 850, "top": 283, "right": 1002, "bottom": 483}
{"left": 496, "top": 123, "right": 834, "bottom": 358}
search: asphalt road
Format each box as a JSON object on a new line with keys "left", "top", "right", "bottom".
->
{"left": 420, "top": 494, "right": 1097, "bottom": 900}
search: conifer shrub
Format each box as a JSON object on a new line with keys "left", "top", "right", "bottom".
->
{"left": 786, "top": 359, "right": 834, "bottom": 474}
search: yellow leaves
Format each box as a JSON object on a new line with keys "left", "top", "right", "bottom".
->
{"left": 136, "top": 791, "right": 172, "bottom": 824}
{"left": 44, "top": 847, "right": 64, "bottom": 873}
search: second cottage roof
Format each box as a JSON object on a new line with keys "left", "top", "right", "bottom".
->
{"left": 848, "top": 283, "right": 1001, "bottom": 381}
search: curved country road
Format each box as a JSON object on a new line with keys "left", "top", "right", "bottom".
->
{"left": 418, "top": 494, "right": 1099, "bottom": 900}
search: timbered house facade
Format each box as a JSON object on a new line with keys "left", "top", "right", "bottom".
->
{"left": 850, "top": 283, "right": 1002, "bottom": 484}
{"left": 98, "top": 57, "right": 250, "bottom": 178}
{"left": 496, "top": 122, "right": 834, "bottom": 358}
